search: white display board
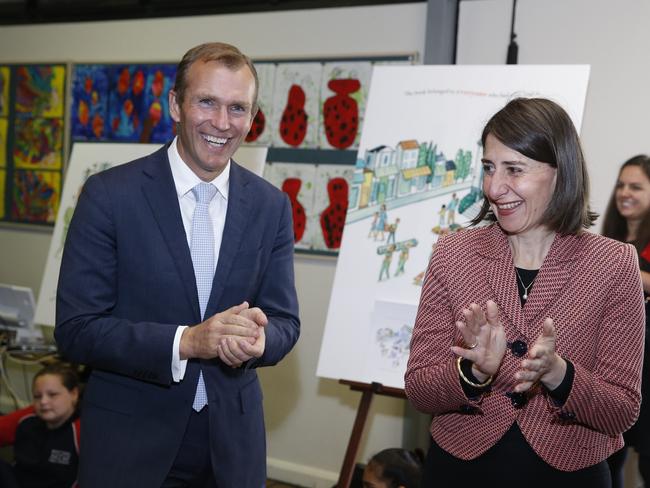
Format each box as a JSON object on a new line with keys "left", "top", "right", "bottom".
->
{"left": 35, "top": 143, "right": 268, "bottom": 327}
{"left": 316, "top": 65, "right": 590, "bottom": 389}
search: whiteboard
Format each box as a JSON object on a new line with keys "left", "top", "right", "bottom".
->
{"left": 35, "top": 142, "right": 268, "bottom": 327}
{"left": 316, "top": 65, "right": 590, "bottom": 389}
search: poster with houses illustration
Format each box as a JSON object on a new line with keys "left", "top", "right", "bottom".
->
{"left": 317, "top": 65, "right": 591, "bottom": 388}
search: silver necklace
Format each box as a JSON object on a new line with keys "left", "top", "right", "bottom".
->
{"left": 515, "top": 268, "right": 535, "bottom": 301}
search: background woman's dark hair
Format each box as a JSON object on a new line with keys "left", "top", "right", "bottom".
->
{"left": 368, "top": 448, "right": 423, "bottom": 488}
{"left": 471, "top": 97, "right": 597, "bottom": 234}
{"left": 602, "top": 154, "right": 650, "bottom": 253}
{"left": 33, "top": 362, "right": 80, "bottom": 393}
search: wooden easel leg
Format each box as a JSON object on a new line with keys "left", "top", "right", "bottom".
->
{"left": 337, "top": 389, "right": 374, "bottom": 488}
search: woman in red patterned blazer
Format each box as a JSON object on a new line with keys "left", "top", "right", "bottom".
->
{"left": 602, "top": 155, "right": 650, "bottom": 488}
{"left": 405, "top": 98, "right": 645, "bottom": 487}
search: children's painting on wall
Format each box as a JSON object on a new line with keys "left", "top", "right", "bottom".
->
{"left": 318, "top": 62, "right": 372, "bottom": 150}
{"left": 13, "top": 117, "right": 63, "bottom": 169}
{"left": 263, "top": 162, "right": 316, "bottom": 251}
{"left": 15, "top": 65, "right": 65, "bottom": 118}
{"left": 251, "top": 56, "right": 411, "bottom": 255}
{"left": 264, "top": 162, "right": 353, "bottom": 254}
{"left": 71, "top": 64, "right": 176, "bottom": 143}
{"left": 271, "top": 63, "right": 322, "bottom": 149}
{"left": 246, "top": 63, "right": 276, "bottom": 147}
{"left": 0, "top": 64, "right": 67, "bottom": 226}
{"left": 11, "top": 169, "right": 61, "bottom": 224}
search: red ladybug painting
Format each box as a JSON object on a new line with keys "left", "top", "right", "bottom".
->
{"left": 323, "top": 79, "right": 360, "bottom": 149}
{"left": 245, "top": 107, "right": 266, "bottom": 143}
{"left": 320, "top": 177, "right": 349, "bottom": 249}
{"left": 279, "top": 85, "right": 308, "bottom": 147}
{"left": 282, "top": 178, "right": 307, "bottom": 242}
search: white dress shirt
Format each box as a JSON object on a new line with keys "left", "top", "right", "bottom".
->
{"left": 167, "top": 137, "right": 230, "bottom": 381}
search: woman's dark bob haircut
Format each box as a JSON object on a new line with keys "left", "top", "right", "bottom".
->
{"left": 471, "top": 97, "right": 597, "bottom": 234}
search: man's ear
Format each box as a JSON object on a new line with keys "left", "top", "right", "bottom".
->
{"left": 169, "top": 89, "right": 181, "bottom": 123}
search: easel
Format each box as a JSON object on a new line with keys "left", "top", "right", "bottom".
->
{"left": 336, "top": 380, "right": 406, "bottom": 488}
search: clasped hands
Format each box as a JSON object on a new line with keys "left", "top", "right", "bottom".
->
{"left": 180, "top": 302, "right": 267, "bottom": 368}
{"left": 451, "top": 300, "right": 566, "bottom": 392}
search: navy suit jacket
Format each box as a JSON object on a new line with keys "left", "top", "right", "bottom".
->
{"left": 55, "top": 145, "right": 300, "bottom": 488}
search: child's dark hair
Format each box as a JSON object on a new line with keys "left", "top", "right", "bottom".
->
{"left": 368, "top": 448, "right": 423, "bottom": 488}
{"left": 33, "top": 363, "right": 80, "bottom": 392}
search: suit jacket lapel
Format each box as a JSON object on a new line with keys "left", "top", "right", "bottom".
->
{"left": 206, "top": 162, "right": 253, "bottom": 312}
{"left": 141, "top": 147, "right": 200, "bottom": 322}
{"left": 521, "top": 233, "right": 580, "bottom": 333}
{"left": 481, "top": 226, "right": 582, "bottom": 339}
{"left": 480, "top": 226, "right": 524, "bottom": 332}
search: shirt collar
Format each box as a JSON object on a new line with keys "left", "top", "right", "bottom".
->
{"left": 167, "top": 137, "right": 230, "bottom": 200}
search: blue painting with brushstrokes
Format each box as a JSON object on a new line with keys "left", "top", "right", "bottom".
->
{"left": 72, "top": 63, "right": 176, "bottom": 143}
{"left": 71, "top": 65, "right": 110, "bottom": 141}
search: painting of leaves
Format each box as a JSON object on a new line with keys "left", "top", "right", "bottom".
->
{"left": 71, "top": 64, "right": 110, "bottom": 140}
{"left": 106, "top": 64, "right": 176, "bottom": 143}
{"left": 11, "top": 169, "right": 61, "bottom": 223}
{"left": 15, "top": 65, "right": 65, "bottom": 118}
{"left": 13, "top": 118, "right": 63, "bottom": 169}
{"left": 141, "top": 65, "right": 176, "bottom": 143}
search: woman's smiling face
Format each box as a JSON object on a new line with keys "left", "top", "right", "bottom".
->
{"left": 481, "top": 133, "right": 557, "bottom": 236}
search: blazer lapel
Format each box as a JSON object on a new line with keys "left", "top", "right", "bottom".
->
{"left": 481, "top": 227, "right": 524, "bottom": 332}
{"left": 206, "top": 162, "right": 253, "bottom": 312}
{"left": 140, "top": 148, "right": 200, "bottom": 322}
{"left": 521, "top": 233, "right": 581, "bottom": 334}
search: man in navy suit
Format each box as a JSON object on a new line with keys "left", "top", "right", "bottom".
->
{"left": 55, "top": 42, "right": 300, "bottom": 488}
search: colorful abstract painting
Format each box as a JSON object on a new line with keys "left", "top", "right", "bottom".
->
{"left": 0, "top": 67, "right": 9, "bottom": 117}
{"left": 71, "top": 64, "right": 110, "bottom": 140}
{"left": 15, "top": 65, "right": 65, "bottom": 117}
{"left": 11, "top": 169, "right": 61, "bottom": 223}
{"left": 71, "top": 64, "right": 176, "bottom": 143}
{"left": 0, "top": 64, "right": 67, "bottom": 225}
{"left": 13, "top": 117, "right": 63, "bottom": 169}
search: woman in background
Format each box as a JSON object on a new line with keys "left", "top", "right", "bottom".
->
{"left": 603, "top": 155, "right": 650, "bottom": 488}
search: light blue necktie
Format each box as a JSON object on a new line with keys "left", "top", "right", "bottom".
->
{"left": 190, "top": 182, "right": 217, "bottom": 412}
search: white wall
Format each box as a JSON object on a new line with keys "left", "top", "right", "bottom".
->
{"left": 0, "top": 4, "right": 427, "bottom": 487}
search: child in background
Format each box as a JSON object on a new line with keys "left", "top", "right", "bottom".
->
{"left": 8, "top": 363, "right": 81, "bottom": 488}
{"left": 362, "top": 448, "right": 423, "bottom": 488}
